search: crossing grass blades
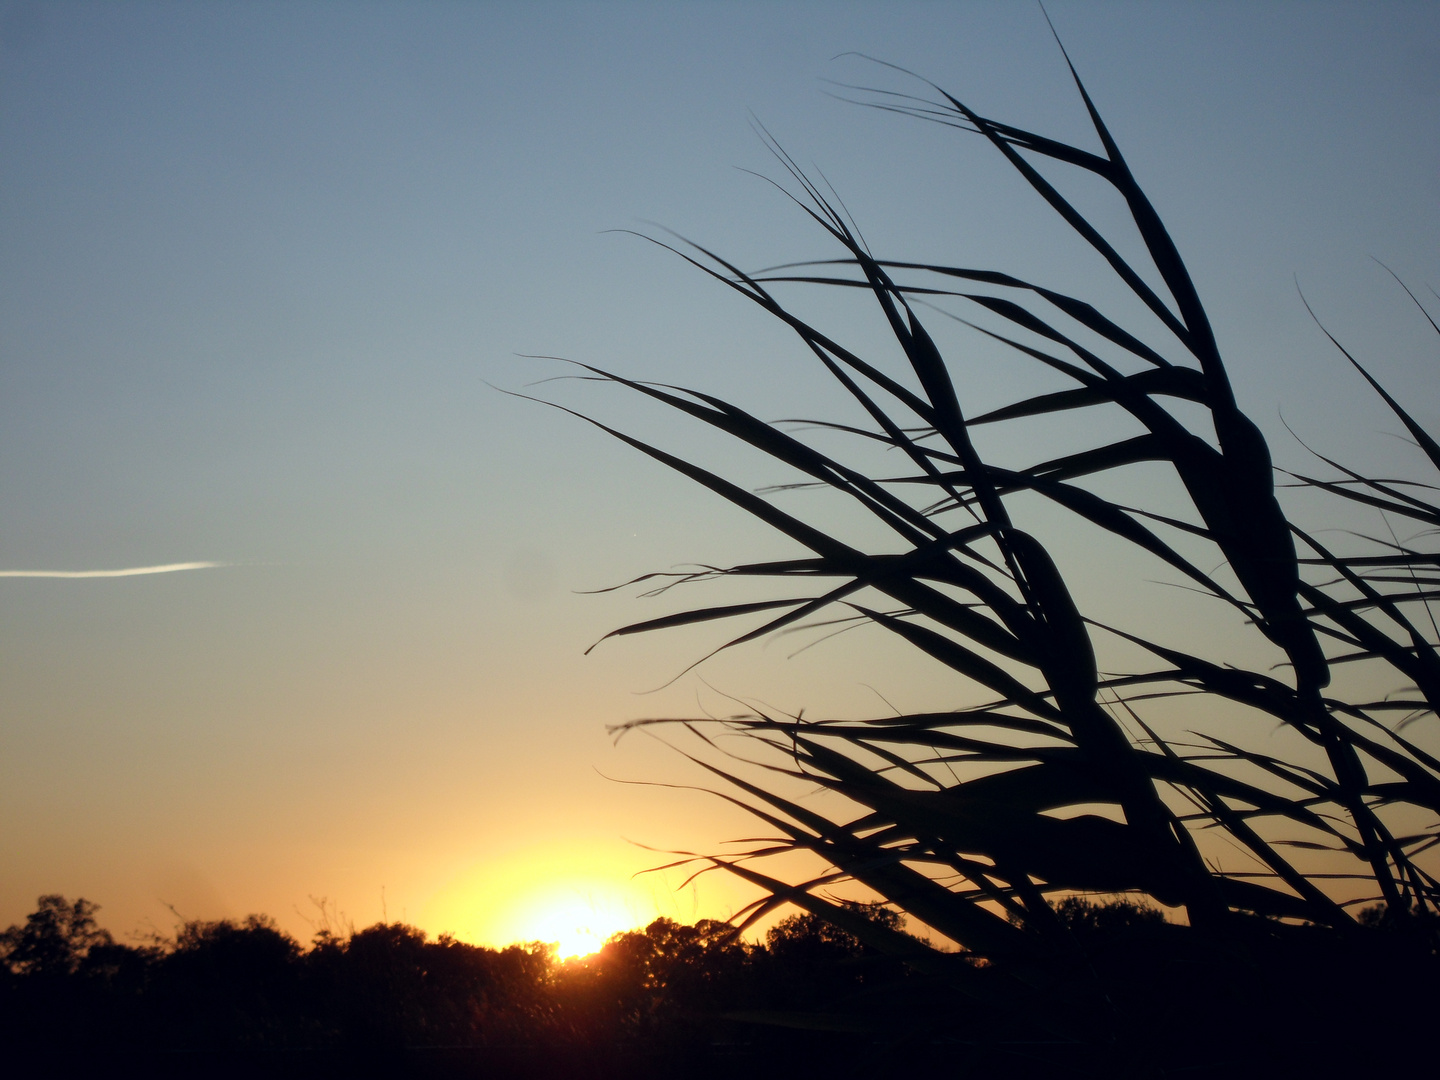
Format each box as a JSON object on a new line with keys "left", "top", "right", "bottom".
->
{"left": 540, "top": 37, "right": 1440, "bottom": 1077}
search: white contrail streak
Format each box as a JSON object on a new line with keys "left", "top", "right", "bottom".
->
{"left": 0, "top": 561, "right": 227, "bottom": 579}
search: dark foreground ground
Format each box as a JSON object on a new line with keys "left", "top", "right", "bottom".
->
{"left": 13, "top": 1026, "right": 1426, "bottom": 1080}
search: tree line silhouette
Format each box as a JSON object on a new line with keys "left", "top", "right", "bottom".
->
{"left": 0, "top": 893, "right": 923, "bottom": 1076}
{"left": 6, "top": 892, "right": 1435, "bottom": 1077}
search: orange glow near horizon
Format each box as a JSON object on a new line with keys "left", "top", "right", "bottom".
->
{"left": 508, "top": 887, "right": 641, "bottom": 959}
{"left": 418, "top": 844, "right": 701, "bottom": 956}
{"left": 446, "top": 875, "right": 658, "bottom": 958}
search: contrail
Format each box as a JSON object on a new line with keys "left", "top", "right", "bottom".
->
{"left": 0, "top": 561, "right": 227, "bottom": 579}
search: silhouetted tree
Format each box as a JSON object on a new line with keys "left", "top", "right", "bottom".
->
{"left": 559, "top": 917, "right": 751, "bottom": 1044}
{"left": 752, "top": 902, "right": 912, "bottom": 1014}
{"left": 304, "top": 921, "right": 558, "bottom": 1049}
{"left": 2, "top": 896, "right": 160, "bottom": 1054}
{"left": 0, "top": 895, "right": 112, "bottom": 978}
{"left": 1051, "top": 896, "right": 1165, "bottom": 937}
{"left": 149, "top": 915, "right": 307, "bottom": 1049}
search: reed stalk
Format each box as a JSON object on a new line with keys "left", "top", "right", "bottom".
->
{"left": 548, "top": 37, "right": 1440, "bottom": 1017}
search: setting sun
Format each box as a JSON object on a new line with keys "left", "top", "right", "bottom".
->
{"left": 516, "top": 889, "right": 638, "bottom": 959}
{"left": 418, "top": 843, "right": 702, "bottom": 957}
{"left": 477, "top": 875, "right": 653, "bottom": 959}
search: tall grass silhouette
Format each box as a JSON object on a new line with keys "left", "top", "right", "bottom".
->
{"left": 546, "top": 37, "right": 1439, "bottom": 1020}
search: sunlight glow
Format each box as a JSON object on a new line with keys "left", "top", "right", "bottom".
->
{"left": 419, "top": 845, "right": 698, "bottom": 958}
{"left": 519, "top": 889, "right": 638, "bottom": 959}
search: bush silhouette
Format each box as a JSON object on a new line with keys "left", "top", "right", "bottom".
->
{"left": 150, "top": 916, "right": 306, "bottom": 1049}
{"left": 0, "top": 895, "right": 112, "bottom": 979}
{"left": 0, "top": 893, "right": 978, "bottom": 1066}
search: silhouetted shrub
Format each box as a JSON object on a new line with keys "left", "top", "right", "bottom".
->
{"left": 304, "top": 921, "right": 558, "bottom": 1048}
{"left": 149, "top": 915, "right": 307, "bottom": 1049}
{"left": 0, "top": 895, "right": 112, "bottom": 978}
{"left": 1052, "top": 896, "right": 1165, "bottom": 937}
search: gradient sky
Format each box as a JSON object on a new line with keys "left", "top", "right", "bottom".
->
{"left": 3, "top": 1, "right": 1438, "bottom": 950}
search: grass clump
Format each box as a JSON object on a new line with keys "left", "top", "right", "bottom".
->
{"left": 548, "top": 28, "right": 1440, "bottom": 1074}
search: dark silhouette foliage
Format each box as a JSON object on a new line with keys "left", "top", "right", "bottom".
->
{"left": 0, "top": 894, "right": 113, "bottom": 978}
{"left": 526, "top": 33, "right": 1440, "bottom": 1076}
{"left": 13, "top": 890, "right": 1429, "bottom": 1076}
{"left": 148, "top": 915, "right": 307, "bottom": 1049}
{"left": 1050, "top": 895, "right": 1164, "bottom": 936}
{"left": 0, "top": 893, "right": 945, "bottom": 1075}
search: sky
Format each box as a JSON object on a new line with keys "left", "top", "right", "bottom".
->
{"left": 2, "top": 0, "right": 1438, "bottom": 952}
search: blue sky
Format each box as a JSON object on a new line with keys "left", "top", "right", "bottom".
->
{"left": 2, "top": 1, "right": 1437, "bottom": 945}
